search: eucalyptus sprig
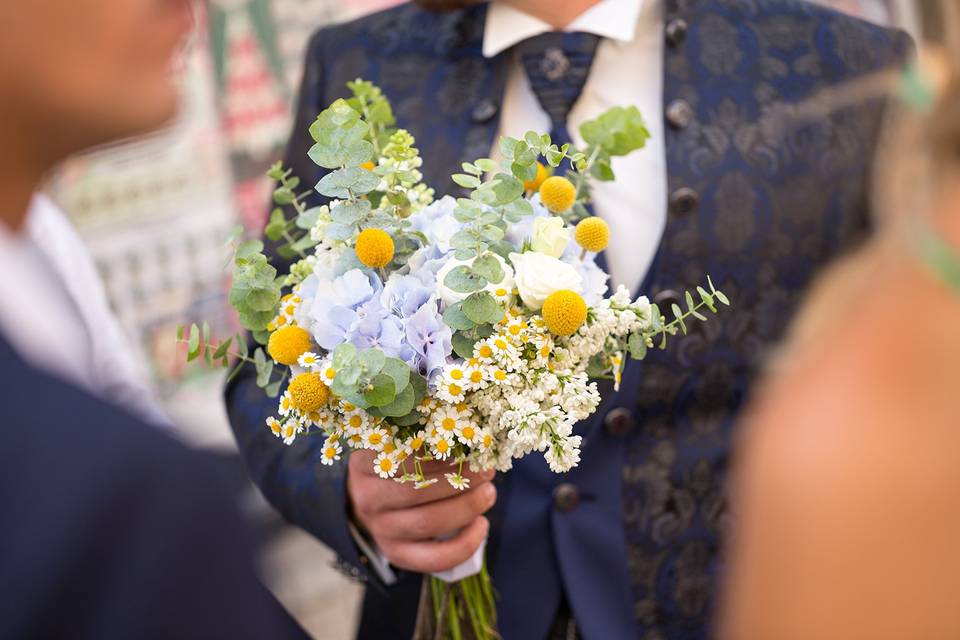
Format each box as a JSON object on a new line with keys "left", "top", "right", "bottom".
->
{"left": 176, "top": 323, "right": 287, "bottom": 397}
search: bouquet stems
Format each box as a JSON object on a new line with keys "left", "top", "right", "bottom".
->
{"left": 412, "top": 563, "right": 498, "bottom": 640}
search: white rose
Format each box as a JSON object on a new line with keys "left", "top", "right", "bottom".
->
{"left": 436, "top": 253, "right": 515, "bottom": 308}
{"left": 530, "top": 216, "right": 571, "bottom": 258}
{"left": 509, "top": 251, "right": 583, "bottom": 310}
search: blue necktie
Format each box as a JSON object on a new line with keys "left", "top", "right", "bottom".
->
{"left": 516, "top": 31, "right": 601, "bottom": 167}
{"left": 517, "top": 31, "right": 608, "bottom": 273}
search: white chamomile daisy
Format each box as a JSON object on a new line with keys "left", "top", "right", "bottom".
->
{"left": 406, "top": 430, "right": 427, "bottom": 453}
{"left": 319, "top": 363, "right": 337, "bottom": 385}
{"left": 432, "top": 436, "right": 455, "bottom": 460}
{"left": 490, "top": 286, "right": 513, "bottom": 305}
{"left": 503, "top": 318, "right": 528, "bottom": 344}
{"left": 473, "top": 339, "right": 496, "bottom": 364}
{"left": 320, "top": 440, "right": 343, "bottom": 466}
{"left": 436, "top": 378, "right": 467, "bottom": 404}
{"left": 373, "top": 452, "right": 399, "bottom": 479}
{"left": 464, "top": 361, "right": 487, "bottom": 390}
{"left": 297, "top": 352, "right": 321, "bottom": 369}
{"left": 477, "top": 429, "right": 494, "bottom": 451}
{"left": 431, "top": 405, "right": 463, "bottom": 438}
{"left": 414, "top": 478, "right": 439, "bottom": 489}
{"left": 345, "top": 432, "right": 363, "bottom": 449}
{"left": 489, "top": 335, "right": 520, "bottom": 369}
{"left": 280, "top": 420, "right": 298, "bottom": 445}
{"left": 363, "top": 426, "right": 389, "bottom": 452}
{"left": 457, "top": 421, "right": 481, "bottom": 445}
{"left": 278, "top": 391, "right": 294, "bottom": 417}
{"left": 445, "top": 473, "right": 471, "bottom": 490}
{"left": 343, "top": 410, "right": 369, "bottom": 435}
{"left": 266, "top": 417, "right": 283, "bottom": 438}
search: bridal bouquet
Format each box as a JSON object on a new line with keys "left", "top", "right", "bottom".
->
{"left": 181, "top": 80, "right": 727, "bottom": 639}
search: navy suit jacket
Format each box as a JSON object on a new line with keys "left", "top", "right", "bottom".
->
{"left": 226, "top": 1, "right": 911, "bottom": 638}
{"left": 0, "top": 335, "right": 306, "bottom": 639}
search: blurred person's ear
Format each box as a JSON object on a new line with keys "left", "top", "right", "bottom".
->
{"left": 0, "top": 0, "right": 192, "bottom": 160}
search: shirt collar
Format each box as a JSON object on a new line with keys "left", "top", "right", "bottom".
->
{"left": 482, "top": 0, "right": 644, "bottom": 58}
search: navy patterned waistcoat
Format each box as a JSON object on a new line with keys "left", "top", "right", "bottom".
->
{"left": 225, "top": 2, "right": 911, "bottom": 638}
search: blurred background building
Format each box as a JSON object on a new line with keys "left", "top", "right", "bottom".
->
{"left": 44, "top": 0, "right": 912, "bottom": 637}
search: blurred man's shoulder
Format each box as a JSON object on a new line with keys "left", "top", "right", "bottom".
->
{"left": 0, "top": 342, "right": 206, "bottom": 492}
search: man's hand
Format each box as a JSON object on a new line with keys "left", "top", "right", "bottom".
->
{"left": 347, "top": 450, "right": 496, "bottom": 574}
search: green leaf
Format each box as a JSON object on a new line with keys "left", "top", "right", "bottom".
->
{"left": 378, "top": 383, "right": 415, "bottom": 417}
{"left": 628, "top": 333, "right": 647, "bottom": 360}
{"left": 337, "top": 362, "right": 362, "bottom": 387}
{"left": 452, "top": 173, "right": 482, "bottom": 189}
{"left": 591, "top": 158, "right": 615, "bottom": 181}
{"left": 444, "top": 265, "right": 486, "bottom": 293}
{"left": 524, "top": 131, "right": 542, "bottom": 149}
{"left": 176, "top": 324, "right": 184, "bottom": 341}
{"left": 255, "top": 351, "right": 274, "bottom": 388}
{"left": 236, "top": 240, "right": 264, "bottom": 261}
{"left": 443, "top": 302, "right": 477, "bottom": 331}
{"left": 685, "top": 290, "right": 696, "bottom": 312}
{"left": 187, "top": 324, "right": 201, "bottom": 361}
{"left": 358, "top": 348, "right": 386, "bottom": 377}
{"left": 715, "top": 290, "right": 730, "bottom": 306}
{"left": 475, "top": 158, "right": 498, "bottom": 173}
{"left": 364, "top": 373, "right": 396, "bottom": 407}
{"left": 461, "top": 162, "right": 482, "bottom": 176}
{"left": 331, "top": 200, "right": 371, "bottom": 224}
{"left": 462, "top": 292, "right": 504, "bottom": 325}
{"left": 579, "top": 106, "right": 650, "bottom": 157}
{"left": 265, "top": 379, "right": 283, "bottom": 398}
{"left": 498, "top": 136, "right": 518, "bottom": 160}
{"left": 471, "top": 254, "right": 504, "bottom": 284}
{"left": 544, "top": 148, "right": 564, "bottom": 167}
{"left": 324, "top": 222, "right": 356, "bottom": 242}
{"left": 307, "top": 99, "right": 373, "bottom": 168}
{"left": 213, "top": 337, "right": 233, "bottom": 360}
{"left": 381, "top": 357, "right": 411, "bottom": 393}
{"left": 512, "top": 161, "right": 538, "bottom": 182}
{"left": 316, "top": 167, "right": 379, "bottom": 198}
{"left": 245, "top": 288, "right": 279, "bottom": 312}
{"left": 332, "top": 343, "right": 357, "bottom": 368}
{"left": 296, "top": 207, "right": 322, "bottom": 230}
{"left": 672, "top": 304, "right": 687, "bottom": 334}
{"left": 290, "top": 235, "right": 319, "bottom": 253}
{"left": 502, "top": 198, "right": 533, "bottom": 222}
{"left": 264, "top": 208, "right": 287, "bottom": 241}
{"left": 237, "top": 335, "right": 249, "bottom": 359}
{"left": 273, "top": 187, "right": 296, "bottom": 205}
{"left": 492, "top": 175, "right": 524, "bottom": 204}
{"left": 452, "top": 332, "right": 477, "bottom": 359}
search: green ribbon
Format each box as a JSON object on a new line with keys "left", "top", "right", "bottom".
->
{"left": 916, "top": 225, "right": 960, "bottom": 297}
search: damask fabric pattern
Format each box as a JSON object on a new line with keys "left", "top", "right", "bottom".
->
{"left": 225, "top": 1, "right": 911, "bottom": 638}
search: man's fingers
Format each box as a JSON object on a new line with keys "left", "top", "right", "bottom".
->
{"left": 381, "top": 516, "right": 490, "bottom": 574}
{"left": 370, "top": 482, "right": 497, "bottom": 541}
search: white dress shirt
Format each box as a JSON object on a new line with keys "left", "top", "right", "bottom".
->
{"left": 485, "top": 0, "right": 667, "bottom": 293}
{"left": 0, "top": 195, "right": 171, "bottom": 427}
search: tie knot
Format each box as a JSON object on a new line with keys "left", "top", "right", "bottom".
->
{"left": 516, "top": 32, "right": 601, "bottom": 131}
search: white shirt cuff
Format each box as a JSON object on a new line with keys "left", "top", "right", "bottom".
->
{"left": 347, "top": 521, "right": 398, "bottom": 586}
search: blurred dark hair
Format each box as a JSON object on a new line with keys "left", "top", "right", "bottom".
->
{"left": 412, "top": 0, "right": 483, "bottom": 11}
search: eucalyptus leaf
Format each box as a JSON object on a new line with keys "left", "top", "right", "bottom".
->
{"left": 381, "top": 357, "right": 411, "bottom": 393}
{"left": 331, "top": 200, "right": 371, "bottom": 224}
{"left": 452, "top": 173, "right": 482, "bottom": 189}
{"left": 316, "top": 167, "right": 379, "bottom": 199}
{"left": 471, "top": 254, "right": 504, "bottom": 283}
{"left": 378, "top": 383, "right": 415, "bottom": 417}
{"left": 358, "top": 348, "right": 386, "bottom": 377}
{"left": 475, "top": 158, "right": 498, "bottom": 173}
{"left": 443, "top": 303, "right": 476, "bottom": 331}
{"left": 364, "top": 374, "right": 396, "bottom": 407}
{"left": 444, "top": 265, "right": 486, "bottom": 293}
{"left": 462, "top": 292, "right": 504, "bottom": 325}
{"left": 452, "top": 332, "right": 477, "bottom": 359}
{"left": 332, "top": 343, "right": 357, "bottom": 368}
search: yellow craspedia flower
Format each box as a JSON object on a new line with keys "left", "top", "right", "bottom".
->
{"left": 541, "top": 290, "right": 587, "bottom": 336}
{"left": 523, "top": 162, "right": 549, "bottom": 192}
{"left": 267, "top": 325, "right": 312, "bottom": 366}
{"left": 575, "top": 216, "right": 610, "bottom": 253}
{"left": 355, "top": 228, "right": 395, "bottom": 268}
{"left": 539, "top": 176, "right": 577, "bottom": 214}
{"left": 288, "top": 373, "right": 329, "bottom": 413}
